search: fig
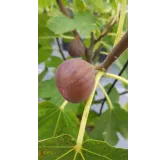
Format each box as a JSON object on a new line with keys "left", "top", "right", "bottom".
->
{"left": 55, "top": 59, "right": 95, "bottom": 103}
{"left": 68, "top": 37, "right": 85, "bottom": 57}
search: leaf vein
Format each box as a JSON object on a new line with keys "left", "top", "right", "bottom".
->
{"left": 81, "top": 148, "right": 111, "bottom": 160}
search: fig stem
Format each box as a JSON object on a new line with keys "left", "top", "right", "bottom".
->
{"left": 104, "top": 72, "right": 128, "bottom": 85}
{"left": 99, "top": 60, "right": 128, "bottom": 115}
{"left": 60, "top": 100, "right": 68, "bottom": 110}
{"left": 76, "top": 71, "right": 104, "bottom": 148}
{"left": 98, "top": 83, "right": 113, "bottom": 111}
{"left": 94, "top": 31, "right": 128, "bottom": 71}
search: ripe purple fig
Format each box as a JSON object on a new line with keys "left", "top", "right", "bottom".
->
{"left": 55, "top": 59, "right": 95, "bottom": 103}
{"left": 68, "top": 37, "right": 85, "bottom": 57}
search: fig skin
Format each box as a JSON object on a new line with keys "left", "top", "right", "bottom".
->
{"left": 68, "top": 37, "right": 85, "bottom": 57}
{"left": 55, "top": 59, "right": 95, "bottom": 103}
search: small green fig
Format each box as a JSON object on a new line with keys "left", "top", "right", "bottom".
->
{"left": 55, "top": 59, "right": 95, "bottom": 103}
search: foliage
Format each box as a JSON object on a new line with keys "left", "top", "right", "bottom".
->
{"left": 38, "top": 0, "right": 128, "bottom": 159}
{"left": 90, "top": 104, "right": 128, "bottom": 146}
{"left": 48, "top": 11, "right": 99, "bottom": 36}
{"left": 38, "top": 101, "right": 80, "bottom": 140}
{"left": 38, "top": 135, "right": 128, "bottom": 160}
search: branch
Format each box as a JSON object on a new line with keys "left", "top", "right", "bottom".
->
{"left": 56, "top": 38, "right": 66, "bottom": 60}
{"left": 95, "top": 17, "right": 116, "bottom": 43}
{"left": 95, "top": 31, "right": 128, "bottom": 71}
{"left": 85, "top": 15, "right": 117, "bottom": 64}
{"left": 56, "top": 0, "right": 80, "bottom": 38}
{"left": 90, "top": 32, "right": 95, "bottom": 44}
{"left": 120, "top": 90, "right": 128, "bottom": 95}
{"left": 94, "top": 6, "right": 121, "bottom": 44}
{"left": 99, "top": 60, "right": 128, "bottom": 115}
{"left": 56, "top": 0, "right": 70, "bottom": 17}
{"left": 85, "top": 32, "right": 96, "bottom": 63}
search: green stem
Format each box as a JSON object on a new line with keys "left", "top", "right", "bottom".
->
{"left": 98, "top": 83, "right": 113, "bottom": 111}
{"left": 104, "top": 72, "right": 128, "bottom": 85}
{"left": 114, "top": 0, "right": 127, "bottom": 45}
{"left": 60, "top": 100, "right": 68, "bottom": 110}
{"left": 76, "top": 71, "right": 104, "bottom": 151}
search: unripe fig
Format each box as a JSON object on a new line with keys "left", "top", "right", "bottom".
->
{"left": 55, "top": 59, "right": 95, "bottom": 103}
{"left": 68, "top": 37, "right": 85, "bottom": 57}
